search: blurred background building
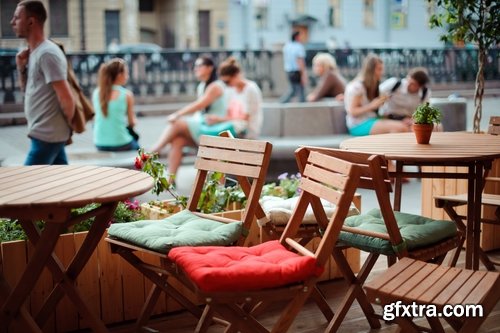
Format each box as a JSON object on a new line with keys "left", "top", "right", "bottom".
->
{"left": 0, "top": 0, "right": 446, "bottom": 52}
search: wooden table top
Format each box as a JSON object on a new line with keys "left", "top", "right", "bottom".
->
{"left": 340, "top": 132, "right": 500, "bottom": 163}
{"left": 0, "top": 165, "right": 153, "bottom": 209}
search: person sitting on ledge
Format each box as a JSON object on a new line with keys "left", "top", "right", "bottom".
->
{"left": 379, "top": 67, "right": 431, "bottom": 126}
{"left": 307, "top": 52, "right": 346, "bottom": 102}
{"left": 344, "top": 53, "right": 409, "bottom": 136}
{"left": 149, "top": 55, "right": 230, "bottom": 181}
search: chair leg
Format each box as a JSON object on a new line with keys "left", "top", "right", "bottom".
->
{"left": 426, "top": 316, "right": 445, "bottom": 333}
{"left": 442, "top": 203, "right": 496, "bottom": 270}
{"left": 325, "top": 250, "right": 381, "bottom": 332}
{"left": 135, "top": 284, "right": 163, "bottom": 332}
{"left": 310, "top": 286, "right": 334, "bottom": 321}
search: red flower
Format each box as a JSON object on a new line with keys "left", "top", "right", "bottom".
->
{"left": 141, "top": 152, "right": 150, "bottom": 162}
{"left": 134, "top": 157, "right": 143, "bottom": 169}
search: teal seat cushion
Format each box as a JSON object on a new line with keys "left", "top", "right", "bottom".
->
{"left": 339, "top": 208, "right": 457, "bottom": 255}
{"left": 107, "top": 210, "right": 243, "bottom": 253}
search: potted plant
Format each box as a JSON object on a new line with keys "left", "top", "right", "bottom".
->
{"left": 412, "top": 102, "right": 442, "bottom": 144}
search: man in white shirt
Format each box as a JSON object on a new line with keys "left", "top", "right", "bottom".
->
{"left": 379, "top": 67, "right": 431, "bottom": 123}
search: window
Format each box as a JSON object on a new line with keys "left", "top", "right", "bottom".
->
{"left": 255, "top": 6, "right": 268, "bottom": 30}
{"left": 328, "top": 0, "right": 342, "bottom": 27}
{"left": 391, "top": 0, "right": 408, "bottom": 29}
{"left": 49, "top": 0, "right": 68, "bottom": 36}
{"left": 363, "top": 0, "right": 375, "bottom": 28}
{"left": 105, "top": 11, "right": 120, "bottom": 48}
{"left": 139, "top": 0, "right": 154, "bottom": 12}
{"left": 294, "top": 0, "right": 306, "bottom": 14}
{"left": 1, "top": 0, "right": 18, "bottom": 38}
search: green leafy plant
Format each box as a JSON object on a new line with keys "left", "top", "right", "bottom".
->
{"left": 0, "top": 200, "right": 145, "bottom": 243}
{"left": 262, "top": 172, "right": 301, "bottom": 199}
{"left": 429, "top": 0, "right": 500, "bottom": 132}
{"left": 135, "top": 148, "right": 188, "bottom": 208}
{"left": 412, "top": 102, "right": 443, "bottom": 125}
{"left": 135, "top": 149, "right": 245, "bottom": 214}
{"left": 0, "top": 218, "right": 27, "bottom": 242}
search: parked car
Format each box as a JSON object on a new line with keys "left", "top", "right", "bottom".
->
{"left": 113, "top": 43, "right": 162, "bottom": 64}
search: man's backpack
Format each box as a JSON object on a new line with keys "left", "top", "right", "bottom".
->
{"left": 391, "top": 79, "right": 428, "bottom": 102}
{"left": 53, "top": 40, "right": 95, "bottom": 134}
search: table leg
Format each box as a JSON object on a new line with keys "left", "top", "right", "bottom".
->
{"left": 465, "top": 162, "right": 484, "bottom": 270}
{"left": 0, "top": 222, "right": 65, "bottom": 332}
{"left": 22, "top": 203, "right": 116, "bottom": 333}
{"left": 472, "top": 162, "right": 484, "bottom": 270}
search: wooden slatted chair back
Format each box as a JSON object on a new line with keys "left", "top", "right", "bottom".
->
{"left": 294, "top": 147, "right": 407, "bottom": 257}
{"left": 280, "top": 149, "right": 361, "bottom": 265}
{"left": 188, "top": 135, "right": 272, "bottom": 240}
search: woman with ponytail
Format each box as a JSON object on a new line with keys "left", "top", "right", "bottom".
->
{"left": 92, "top": 57, "right": 139, "bottom": 151}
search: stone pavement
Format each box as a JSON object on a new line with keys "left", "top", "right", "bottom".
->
{"left": 0, "top": 97, "right": 498, "bottom": 211}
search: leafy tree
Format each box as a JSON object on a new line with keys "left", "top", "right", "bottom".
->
{"left": 429, "top": 0, "right": 500, "bottom": 132}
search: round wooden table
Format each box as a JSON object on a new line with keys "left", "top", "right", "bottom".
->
{"left": 341, "top": 132, "right": 500, "bottom": 270}
{"left": 0, "top": 165, "right": 153, "bottom": 333}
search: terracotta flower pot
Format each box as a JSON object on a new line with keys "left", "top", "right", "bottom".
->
{"left": 413, "top": 123, "right": 434, "bottom": 144}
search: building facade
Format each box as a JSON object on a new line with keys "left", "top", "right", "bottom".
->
{"left": 0, "top": 0, "right": 445, "bottom": 52}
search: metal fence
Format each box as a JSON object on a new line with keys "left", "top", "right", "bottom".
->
{"left": 0, "top": 47, "right": 498, "bottom": 104}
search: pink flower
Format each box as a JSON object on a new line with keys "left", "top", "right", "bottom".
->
{"left": 124, "top": 199, "right": 140, "bottom": 210}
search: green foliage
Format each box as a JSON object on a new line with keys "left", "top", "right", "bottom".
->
{"left": 0, "top": 218, "right": 27, "bottom": 242}
{"left": 429, "top": 0, "right": 500, "bottom": 49}
{"left": 262, "top": 173, "right": 301, "bottom": 199}
{"left": 0, "top": 200, "right": 145, "bottom": 243}
{"left": 135, "top": 148, "right": 187, "bottom": 206}
{"left": 413, "top": 102, "right": 443, "bottom": 125}
{"left": 429, "top": 0, "right": 500, "bottom": 132}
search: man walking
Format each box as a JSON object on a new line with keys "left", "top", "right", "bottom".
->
{"left": 11, "top": 0, "right": 75, "bottom": 165}
{"left": 280, "top": 31, "right": 308, "bottom": 103}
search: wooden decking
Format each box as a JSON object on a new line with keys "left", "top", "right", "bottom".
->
{"left": 103, "top": 250, "right": 500, "bottom": 333}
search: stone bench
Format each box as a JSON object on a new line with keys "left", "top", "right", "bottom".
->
{"left": 259, "top": 98, "right": 467, "bottom": 180}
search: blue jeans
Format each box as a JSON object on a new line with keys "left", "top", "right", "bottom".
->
{"left": 96, "top": 139, "right": 140, "bottom": 152}
{"left": 280, "top": 71, "right": 305, "bottom": 103}
{"left": 24, "top": 137, "right": 68, "bottom": 165}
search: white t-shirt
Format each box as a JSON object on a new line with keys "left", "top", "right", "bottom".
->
{"left": 344, "top": 80, "right": 377, "bottom": 129}
{"left": 379, "top": 77, "right": 431, "bottom": 118}
{"left": 226, "top": 80, "right": 263, "bottom": 139}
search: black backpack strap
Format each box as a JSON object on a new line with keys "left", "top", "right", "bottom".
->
{"left": 421, "top": 86, "right": 428, "bottom": 101}
{"left": 391, "top": 79, "right": 401, "bottom": 93}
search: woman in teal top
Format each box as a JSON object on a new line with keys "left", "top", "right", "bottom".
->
{"left": 150, "top": 55, "right": 230, "bottom": 180}
{"left": 92, "top": 58, "right": 139, "bottom": 151}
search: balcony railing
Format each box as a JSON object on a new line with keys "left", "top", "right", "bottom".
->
{"left": 0, "top": 47, "right": 498, "bottom": 104}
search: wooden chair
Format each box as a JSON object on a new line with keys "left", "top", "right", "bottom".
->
{"left": 166, "top": 148, "right": 367, "bottom": 332}
{"left": 105, "top": 135, "right": 272, "bottom": 330}
{"left": 435, "top": 116, "right": 500, "bottom": 270}
{"left": 295, "top": 147, "right": 462, "bottom": 332}
{"left": 364, "top": 257, "right": 500, "bottom": 332}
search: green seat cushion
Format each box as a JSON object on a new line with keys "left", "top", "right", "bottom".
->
{"left": 107, "top": 210, "right": 243, "bottom": 253}
{"left": 339, "top": 208, "right": 457, "bottom": 255}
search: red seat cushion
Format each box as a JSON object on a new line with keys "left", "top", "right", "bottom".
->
{"left": 168, "top": 240, "right": 323, "bottom": 292}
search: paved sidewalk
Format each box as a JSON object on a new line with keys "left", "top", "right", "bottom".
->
{"left": 1, "top": 97, "right": 498, "bottom": 209}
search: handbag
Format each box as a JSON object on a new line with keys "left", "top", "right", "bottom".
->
{"left": 127, "top": 126, "right": 140, "bottom": 141}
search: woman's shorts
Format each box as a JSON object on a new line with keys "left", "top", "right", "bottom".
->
{"left": 348, "top": 118, "right": 378, "bottom": 136}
